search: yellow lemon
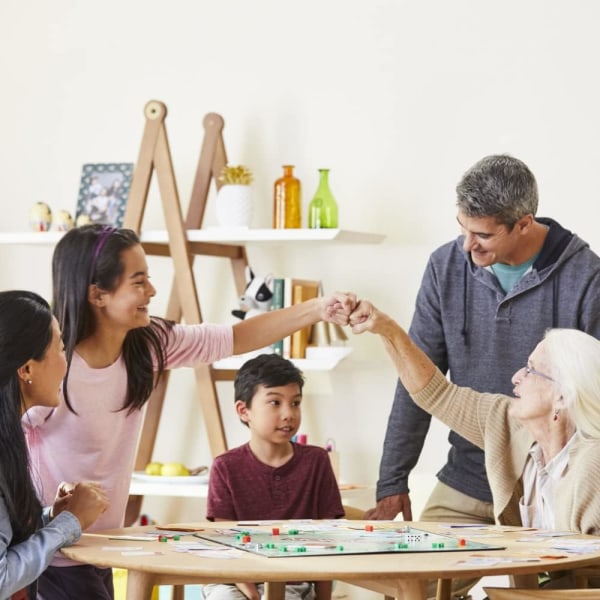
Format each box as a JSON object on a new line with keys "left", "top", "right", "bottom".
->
{"left": 144, "top": 462, "right": 163, "bottom": 476}
{"left": 160, "top": 462, "right": 190, "bottom": 476}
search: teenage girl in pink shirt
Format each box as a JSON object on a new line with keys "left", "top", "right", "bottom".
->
{"left": 24, "top": 224, "right": 354, "bottom": 600}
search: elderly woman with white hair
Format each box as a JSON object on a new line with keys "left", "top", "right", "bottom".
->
{"left": 350, "top": 301, "right": 600, "bottom": 537}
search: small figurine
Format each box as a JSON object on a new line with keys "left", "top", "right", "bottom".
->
{"left": 29, "top": 202, "right": 52, "bottom": 232}
{"left": 54, "top": 209, "right": 74, "bottom": 232}
{"left": 232, "top": 266, "right": 274, "bottom": 320}
{"left": 75, "top": 213, "right": 93, "bottom": 227}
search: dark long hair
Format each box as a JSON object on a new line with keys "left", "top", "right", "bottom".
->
{"left": 52, "top": 224, "right": 173, "bottom": 413}
{"left": 0, "top": 290, "right": 53, "bottom": 544}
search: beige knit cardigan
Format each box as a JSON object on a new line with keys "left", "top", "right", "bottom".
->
{"left": 411, "top": 369, "right": 600, "bottom": 534}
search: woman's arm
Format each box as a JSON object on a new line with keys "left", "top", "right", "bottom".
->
{"left": 0, "top": 496, "right": 80, "bottom": 597}
{"left": 232, "top": 293, "right": 356, "bottom": 355}
{"left": 349, "top": 300, "right": 436, "bottom": 393}
{"left": 350, "top": 300, "right": 499, "bottom": 450}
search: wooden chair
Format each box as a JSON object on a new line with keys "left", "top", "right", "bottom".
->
{"left": 484, "top": 587, "right": 600, "bottom": 599}
{"left": 343, "top": 505, "right": 366, "bottom": 520}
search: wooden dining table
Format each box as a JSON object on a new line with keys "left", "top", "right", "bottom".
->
{"left": 60, "top": 521, "right": 600, "bottom": 600}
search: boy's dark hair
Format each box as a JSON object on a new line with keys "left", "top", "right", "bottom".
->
{"left": 234, "top": 353, "right": 304, "bottom": 411}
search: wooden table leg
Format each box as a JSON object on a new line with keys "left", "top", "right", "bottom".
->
{"left": 172, "top": 584, "right": 185, "bottom": 600}
{"left": 126, "top": 570, "right": 157, "bottom": 600}
{"left": 263, "top": 581, "right": 286, "bottom": 600}
{"left": 511, "top": 574, "right": 538, "bottom": 588}
{"left": 396, "top": 578, "right": 427, "bottom": 600}
{"left": 436, "top": 578, "right": 452, "bottom": 600}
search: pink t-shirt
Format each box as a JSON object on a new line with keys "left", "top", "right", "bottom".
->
{"left": 23, "top": 323, "right": 233, "bottom": 567}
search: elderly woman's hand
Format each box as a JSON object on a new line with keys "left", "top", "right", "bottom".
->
{"left": 349, "top": 300, "right": 389, "bottom": 335}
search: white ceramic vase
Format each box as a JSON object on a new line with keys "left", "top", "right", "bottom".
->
{"left": 215, "top": 184, "right": 253, "bottom": 227}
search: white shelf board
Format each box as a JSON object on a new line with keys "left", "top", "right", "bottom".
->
{"left": 129, "top": 478, "right": 371, "bottom": 501}
{"left": 129, "top": 479, "right": 208, "bottom": 498}
{"left": 0, "top": 231, "right": 64, "bottom": 245}
{"left": 213, "top": 347, "right": 352, "bottom": 371}
{"left": 152, "top": 228, "right": 385, "bottom": 245}
{"left": 0, "top": 228, "right": 384, "bottom": 246}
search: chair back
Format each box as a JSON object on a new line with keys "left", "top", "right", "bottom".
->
{"left": 484, "top": 587, "right": 600, "bottom": 599}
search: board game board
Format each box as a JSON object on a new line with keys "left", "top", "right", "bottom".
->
{"left": 195, "top": 522, "right": 506, "bottom": 558}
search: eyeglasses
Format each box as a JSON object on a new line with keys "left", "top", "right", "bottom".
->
{"left": 524, "top": 365, "right": 555, "bottom": 383}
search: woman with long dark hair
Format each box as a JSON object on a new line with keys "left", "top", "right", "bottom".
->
{"left": 0, "top": 290, "right": 108, "bottom": 600}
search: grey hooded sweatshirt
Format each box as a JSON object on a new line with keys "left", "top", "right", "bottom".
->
{"left": 376, "top": 217, "right": 600, "bottom": 503}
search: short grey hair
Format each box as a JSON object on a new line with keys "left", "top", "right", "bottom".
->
{"left": 456, "top": 154, "right": 538, "bottom": 227}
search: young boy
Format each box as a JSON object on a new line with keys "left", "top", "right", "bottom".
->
{"left": 205, "top": 353, "right": 344, "bottom": 600}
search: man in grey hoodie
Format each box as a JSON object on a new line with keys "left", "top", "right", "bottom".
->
{"left": 365, "top": 154, "right": 600, "bottom": 595}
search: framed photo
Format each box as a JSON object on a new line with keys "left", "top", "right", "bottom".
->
{"left": 76, "top": 163, "right": 134, "bottom": 227}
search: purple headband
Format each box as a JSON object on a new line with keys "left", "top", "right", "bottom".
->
{"left": 90, "top": 226, "right": 116, "bottom": 281}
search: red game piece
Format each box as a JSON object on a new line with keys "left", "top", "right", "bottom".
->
{"left": 364, "top": 524, "right": 374, "bottom": 532}
{"left": 272, "top": 527, "right": 280, "bottom": 536}
{"left": 242, "top": 535, "right": 251, "bottom": 543}
{"left": 458, "top": 538, "right": 466, "bottom": 546}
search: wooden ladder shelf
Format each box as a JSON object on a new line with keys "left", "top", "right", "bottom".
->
{"left": 124, "top": 100, "right": 247, "bottom": 525}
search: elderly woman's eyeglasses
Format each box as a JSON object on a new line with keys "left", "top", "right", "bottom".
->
{"left": 524, "top": 365, "right": 555, "bottom": 382}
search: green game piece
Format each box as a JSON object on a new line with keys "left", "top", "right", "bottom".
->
{"left": 173, "top": 535, "right": 180, "bottom": 541}
{"left": 280, "top": 546, "right": 288, "bottom": 552}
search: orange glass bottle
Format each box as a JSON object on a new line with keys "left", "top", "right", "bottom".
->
{"left": 273, "top": 165, "right": 301, "bottom": 228}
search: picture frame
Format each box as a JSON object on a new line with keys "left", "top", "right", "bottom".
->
{"left": 75, "top": 163, "right": 134, "bottom": 227}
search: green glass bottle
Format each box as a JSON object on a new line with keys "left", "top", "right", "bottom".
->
{"left": 308, "top": 168, "right": 338, "bottom": 229}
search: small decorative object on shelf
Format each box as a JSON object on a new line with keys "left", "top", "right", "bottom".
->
{"left": 216, "top": 164, "right": 254, "bottom": 227}
{"left": 231, "top": 266, "right": 274, "bottom": 321}
{"left": 305, "top": 319, "right": 349, "bottom": 362}
{"left": 54, "top": 209, "right": 74, "bottom": 231}
{"left": 273, "top": 165, "right": 301, "bottom": 229}
{"left": 29, "top": 202, "right": 52, "bottom": 232}
{"left": 75, "top": 213, "right": 93, "bottom": 227}
{"left": 308, "top": 168, "right": 338, "bottom": 229}
{"left": 75, "top": 163, "right": 133, "bottom": 227}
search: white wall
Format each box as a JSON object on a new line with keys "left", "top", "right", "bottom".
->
{"left": 2, "top": 0, "right": 600, "bottom": 524}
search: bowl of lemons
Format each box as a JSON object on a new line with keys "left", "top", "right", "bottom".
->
{"left": 133, "top": 463, "right": 209, "bottom": 483}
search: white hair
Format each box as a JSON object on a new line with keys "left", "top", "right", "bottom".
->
{"left": 543, "top": 329, "right": 600, "bottom": 439}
